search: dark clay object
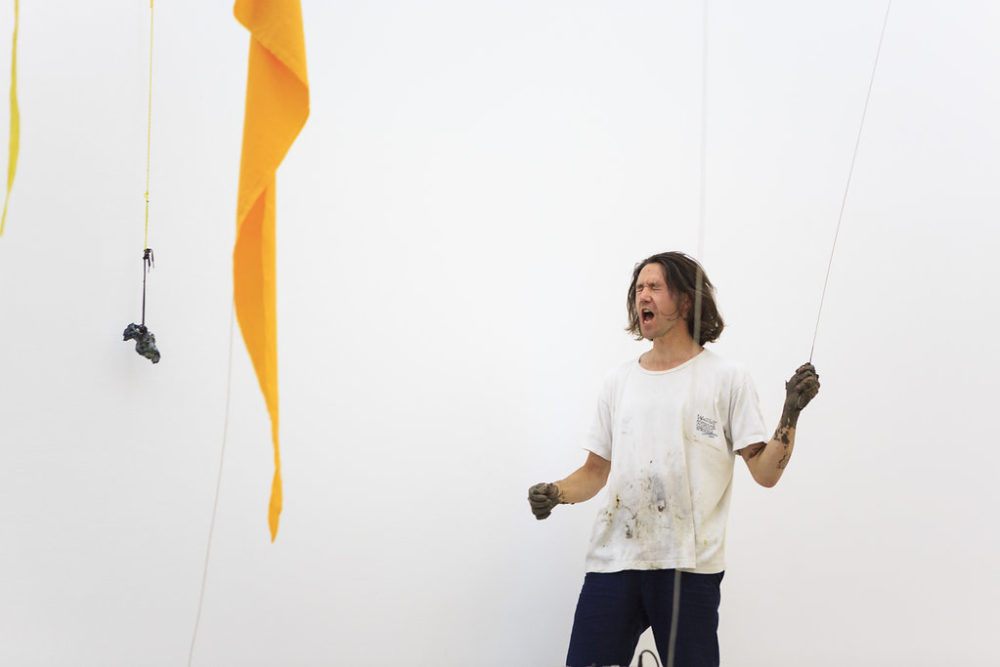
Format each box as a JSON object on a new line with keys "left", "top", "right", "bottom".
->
{"left": 123, "top": 323, "right": 160, "bottom": 364}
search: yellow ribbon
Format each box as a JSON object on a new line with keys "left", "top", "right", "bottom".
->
{"left": 0, "top": 0, "right": 19, "bottom": 236}
{"left": 233, "top": 0, "right": 309, "bottom": 542}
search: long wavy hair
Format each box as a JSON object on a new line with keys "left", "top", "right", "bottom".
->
{"left": 625, "top": 251, "right": 724, "bottom": 345}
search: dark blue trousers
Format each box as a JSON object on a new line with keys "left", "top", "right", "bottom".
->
{"left": 566, "top": 570, "right": 724, "bottom": 667}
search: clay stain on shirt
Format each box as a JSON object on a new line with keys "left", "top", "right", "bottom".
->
{"left": 651, "top": 476, "right": 667, "bottom": 512}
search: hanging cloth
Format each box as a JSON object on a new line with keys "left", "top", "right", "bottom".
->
{"left": 233, "top": 0, "right": 309, "bottom": 542}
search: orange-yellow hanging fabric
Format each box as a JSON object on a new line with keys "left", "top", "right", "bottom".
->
{"left": 233, "top": 0, "right": 309, "bottom": 541}
{"left": 0, "top": 0, "right": 20, "bottom": 236}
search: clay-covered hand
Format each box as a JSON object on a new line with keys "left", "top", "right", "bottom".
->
{"left": 528, "top": 482, "right": 561, "bottom": 520}
{"left": 784, "top": 363, "right": 820, "bottom": 411}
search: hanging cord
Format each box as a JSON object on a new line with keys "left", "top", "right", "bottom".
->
{"left": 122, "top": 0, "right": 159, "bottom": 364}
{"left": 123, "top": 246, "right": 159, "bottom": 363}
{"left": 661, "top": 3, "right": 888, "bottom": 664}
{"left": 143, "top": 0, "right": 154, "bottom": 250}
{"left": 809, "top": 0, "right": 892, "bottom": 362}
{"left": 188, "top": 305, "right": 237, "bottom": 667}
{"left": 695, "top": 0, "right": 709, "bottom": 269}
{"left": 664, "top": 1, "right": 711, "bottom": 664}
{"left": 140, "top": 0, "right": 155, "bottom": 333}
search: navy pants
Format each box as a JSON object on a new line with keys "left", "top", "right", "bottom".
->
{"left": 566, "top": 570, "right": 724, "bottom": 667}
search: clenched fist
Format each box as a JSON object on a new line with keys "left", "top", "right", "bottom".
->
{"left": 528, "top": 482, "right": 561, "bottom": 520}
{"left": 784, "top": 363, "right": 820, "bottom": 412}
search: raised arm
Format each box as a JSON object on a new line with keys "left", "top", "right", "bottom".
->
{"left": 528, "top": 451, "right": 611, "bottom": 520}
{"left": 738, "top": 363, "right": 820, "bottom": 488}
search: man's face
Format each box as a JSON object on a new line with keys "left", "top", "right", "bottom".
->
{"left": 635, "top": 263, "right": 687, "bottom": 341}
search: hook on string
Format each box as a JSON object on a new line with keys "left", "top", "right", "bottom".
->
{"left": 123, "top": 247, "right": 160, "bottom": 364}
{"left": 141, "top": 247, "right": 154, "bottom": 326}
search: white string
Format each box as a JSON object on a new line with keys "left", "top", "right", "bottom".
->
{"left": 188, "top": 304, "right": 236, "bottom": 667}
{"left": 665, "top": 2, "right": 711, "bottom": 665}
{"left": 658, "top": 4, "right": 889, "bottom": 666}
{"left": 696, "top": 0, "right": 709, "bottom": 267}
{"left": 809, "top": 0, "right": 892, "bottom": 362}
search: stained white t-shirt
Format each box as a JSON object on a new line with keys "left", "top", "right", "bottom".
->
{"left": 584, "top": 349, "right": 769, "bottom": 574}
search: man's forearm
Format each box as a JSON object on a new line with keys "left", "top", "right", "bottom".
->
{"left": 556, "top": 461, "right": 609, "bottom": 504}
{"left": 747, "top": 404, "right": 800, "bottom": 487}
{"left": 742, "top": 362, "right": 819, "bottom": 488}
{"left": 530, "top": 453, "right": 610, "bottom": 519}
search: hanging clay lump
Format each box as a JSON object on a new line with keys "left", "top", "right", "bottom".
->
{"left": 123, "top": 323, "right": 160, "bottom": 363}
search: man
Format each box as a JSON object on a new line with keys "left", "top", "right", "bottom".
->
{"left": 528, "top": 252, "right": 819, "bottom": 667}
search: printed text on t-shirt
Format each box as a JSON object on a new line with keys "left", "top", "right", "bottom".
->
{"left": 696, "top": 414, "right": 718, "bottom": 438}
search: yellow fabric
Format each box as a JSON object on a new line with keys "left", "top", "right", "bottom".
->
{"left": 233, "top": 0, "right": 308, "bottom": 541}
{"left": 0, "top": 0, "right": 19, "bottom": 236}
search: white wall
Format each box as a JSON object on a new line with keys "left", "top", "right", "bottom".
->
{"left": 1, "top": 1, "right": 998, "bottom": 665}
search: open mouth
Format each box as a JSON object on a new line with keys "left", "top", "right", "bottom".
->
{"left": 641, "top": 309, "right": 654, "bottom": 323}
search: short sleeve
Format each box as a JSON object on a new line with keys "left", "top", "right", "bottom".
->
{"left": 728, "top": 367, "right": 770, "bottom": 452}
{"left": 584, "top": 376, "right": 614, "bottom": 460}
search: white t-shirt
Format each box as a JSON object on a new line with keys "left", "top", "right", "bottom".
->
{"left": 584, "top": 349, "right": 768, "bottom": 574}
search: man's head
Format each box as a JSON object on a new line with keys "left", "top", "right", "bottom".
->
{"left": 626, "top": 252, "right": 724, "bottom": 345}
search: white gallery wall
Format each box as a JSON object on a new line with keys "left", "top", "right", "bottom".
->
{"left": 1, "top": 1, "right": 998, "bottom": 665}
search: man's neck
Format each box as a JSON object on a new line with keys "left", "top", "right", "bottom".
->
{"left": 639, "top": 333, "right": 702, "bottom": 371}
